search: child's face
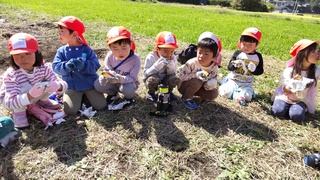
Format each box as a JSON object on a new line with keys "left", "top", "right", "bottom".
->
{"left": 240, "top": 41, "right": 258, "bottom": 54}
{"left": 306, "top": 49, "right": 320, "bottom": 64}
{"left": 58, "top": 27, "right": 76, "bottom": 44}
{"left": 197, "top": 47, "right": 214, "bottom": 67}
{"left": 157, "top": 47, "right": 175, "bottom": 59}
{"left": 109, "top": 42, "right": 131, "bottom": 61}
{"left": 12, "top": 52, "right": 36, "bottom": 71}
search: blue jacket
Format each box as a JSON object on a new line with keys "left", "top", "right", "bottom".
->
{"left": 52, "top": 45, "right": 100, "bottom": 91}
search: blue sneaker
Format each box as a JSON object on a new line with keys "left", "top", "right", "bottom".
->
{"left": 181, "top": 97, "right": 198, "bottom": 109}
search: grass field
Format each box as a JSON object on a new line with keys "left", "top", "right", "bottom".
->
{"left": 1, "top": 0, "right": 320, "bottom": 60}
{"left": 0, "top": 2, "right": 320, "bottom": 179}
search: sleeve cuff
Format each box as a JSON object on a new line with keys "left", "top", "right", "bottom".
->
{"left": 19, "top": 93, "right": 31, "bottom": 106}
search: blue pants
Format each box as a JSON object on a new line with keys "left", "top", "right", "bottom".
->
{"left": 271, "top": 99, "right": 307, "bottom": 122}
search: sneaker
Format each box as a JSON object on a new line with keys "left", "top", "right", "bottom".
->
{"left": 108, "top": 98, "right": 135, "bottom": 110}
{"left": 106, "top": 94, "right": 119, "bottom": 105}
{"left": 0, "top": 129, "right": 22, "bottom": 148}
{"left": 36, "top": 99, "right": 60, "bottom": 109}
{"left": 169, "top": 92, "right": 178, "bottom": 101}
{"left": 13, "top": 111, "right": 29, "bottom": 128}
{"left": 181, "top": 97, "right": 198, "bottom": 109}
{"left": 123, "top": 98, "right": 135, "bottom": 109}
{"left": 146, "top": 92, "right": 157, "bottom": 102}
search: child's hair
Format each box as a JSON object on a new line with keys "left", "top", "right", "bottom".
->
{"left": 109, "top": 38, "right": 131, "bottom": 46}
{"left": 240, "top": 35, "right": 259, "bottom": 44}
{"left": 10, "top": 50, "right": 44, "bottom": 70}
{"left": 292, "top": 42, "right": 318, "bottom": 86}
{"left": 58, "top": 25, "right": 74, "bottom": 34}
{"left": 197, "top": 38, "right": 218, "bottom": 57}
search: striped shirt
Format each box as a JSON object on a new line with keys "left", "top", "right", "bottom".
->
{"left": 0, "top": 63, "right": 67, "bottom": 110}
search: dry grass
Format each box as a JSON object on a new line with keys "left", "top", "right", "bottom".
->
{"left": 1, "top": 5, "right": 320, "bottom": 179}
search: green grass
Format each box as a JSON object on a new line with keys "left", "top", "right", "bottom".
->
{"left": 1, "top": 3, "right": 320, "bottom": 180}
{"left": 1, "top": 0, "right": 320, "bottom": 60}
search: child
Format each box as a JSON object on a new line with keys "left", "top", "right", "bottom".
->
{"left": 271, "top": 39, "right": 320, "bottom": 122}
{"left": 177, "top": 32, "right": 221, "bottom": 109}
{"left": 0, "top": 33, "right": 67, "bottom": 128}
{"left": 143, "top": 31, "right": 179, "bottom": 102}
{"left": 0, "top": 116, "right": 21, "bottom": 148}
{"left": 94, "top": 26, "right": 141, "bottom": 110}
{"left": 52, "top": 16, "right": 107, "bottom": 114}
{"left": 219, "top": 27, "right": 264, "bottom": 105}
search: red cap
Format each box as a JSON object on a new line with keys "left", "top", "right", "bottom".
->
{"left": 241, "top": 27, "right": 262, "bottom": 42}
{"left": 155, "top": 31, "right": 178, "bottom": 49}
{"left": 290, "top": 39, "right": 317, "bottom": 57}
{"left": 8, "top": 33, "right": 38, "bottom": 55}
{"left": 53, "top": 16, "right": 87, "bottom": 45}
{"left": 106, "top": 26, "right": 135, "bottom": 51}
{"left": 287, "top": 39, "right": 318, "bottom": 67}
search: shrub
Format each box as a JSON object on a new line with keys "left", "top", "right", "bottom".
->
{"left": 231, "top": 0, "right": 268, "bottom": 12}
{"left": 129, "top": 0, "right": 158, "bottom": 2}
{"left": 158, "top": 0, "right": 201, "bottom": 5}
{"left": 208, "top": 0, "right": 231, "bottom": 7}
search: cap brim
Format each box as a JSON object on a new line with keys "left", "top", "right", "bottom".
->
{"left": 107, "top": 36, "right": 129, "bottom": 45}
{"left": 158, "top": 44, "right": 178, "bottom": 49}
{"left": 53, "top": 21, "right": 67, "bottom": 28}
{"left": 10, "top": 49, "right": 37, "bottom": 55}
{"left": 242, "top": 33, "right": 259, "bottom": 41}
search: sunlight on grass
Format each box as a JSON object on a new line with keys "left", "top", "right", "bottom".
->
{"left": 1, "top": 0, "right": 320, "bottom": 60}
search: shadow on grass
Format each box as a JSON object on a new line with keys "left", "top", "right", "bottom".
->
{"left": 21, "top": 116, "right": 88, "bottom": 165}
{"left": 175, "top": 99, "right": 278, "bottom": 142}
{"left": 0, "top": 140, "right": 20, "bottom": 179}
{"left": 94, "top": 95, "right": 190, "bottom": 152}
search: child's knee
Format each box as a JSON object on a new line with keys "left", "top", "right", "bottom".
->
{"left": 219, "top": 85, "right": 233, "bottom": 98}
{"left": 271, "top": 105, "right": 287, "bottom": 117}
{"left": 94, "top": 79, "right": 105, "bottom": 93}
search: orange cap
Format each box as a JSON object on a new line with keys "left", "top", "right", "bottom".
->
{"left": 53, "top": 16, "right": 87, "bottom": 45}
{"left": 287, "top": 39, "right": 318, "bottom": 67}
{"left": 155, "top": 31, "right": 178, "bottom": 49}
{"left": 290, "top": 39, "right": 318, "bottom": 56}
{"left": 106, "top": 26, "right": 136, "bottom": 51}
{"left": 241, "top": 27, "right": 262, "bottom": 42}
{"left": 8, "top": 33, "right": 38, "bottom": 55}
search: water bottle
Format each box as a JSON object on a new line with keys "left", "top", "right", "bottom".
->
{"left": 81, "top": 53, "right": 87, "bottom": 61}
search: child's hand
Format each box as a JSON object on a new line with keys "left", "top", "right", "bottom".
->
{"left": 46, "top": 81, "right": 60, "bottom": 93}
{"left": 196, "top": 71, "right": 208, "bottom": 81}
{"left": 247, "top": 62, "right": 256, "bottom": 72}
{"left": 73, "top": 58, "right": 85, "bottom": 70}
{"left": 204, "top": 78, "right": 217, "bottom": 90}
{"left": 107, "top": 74, "right": 125, "bottom": 84}
{"left": 29, "top": 83, "right": 46, "bottom": 98}
{"left": 153, "top": 57, "right": 168, "bottom": 70}
{"left": 232, "top": 60, "right": 243, "bottom": 68}
{"left": 99, "top": 75, "right": 108, "bottom": 86}
{"left": 65, "top": 59, "right": 75, "bottom": 71}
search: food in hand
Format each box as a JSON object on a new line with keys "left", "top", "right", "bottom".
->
{"left": 101, "top": 71, "right": 114, "bottom": 77}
